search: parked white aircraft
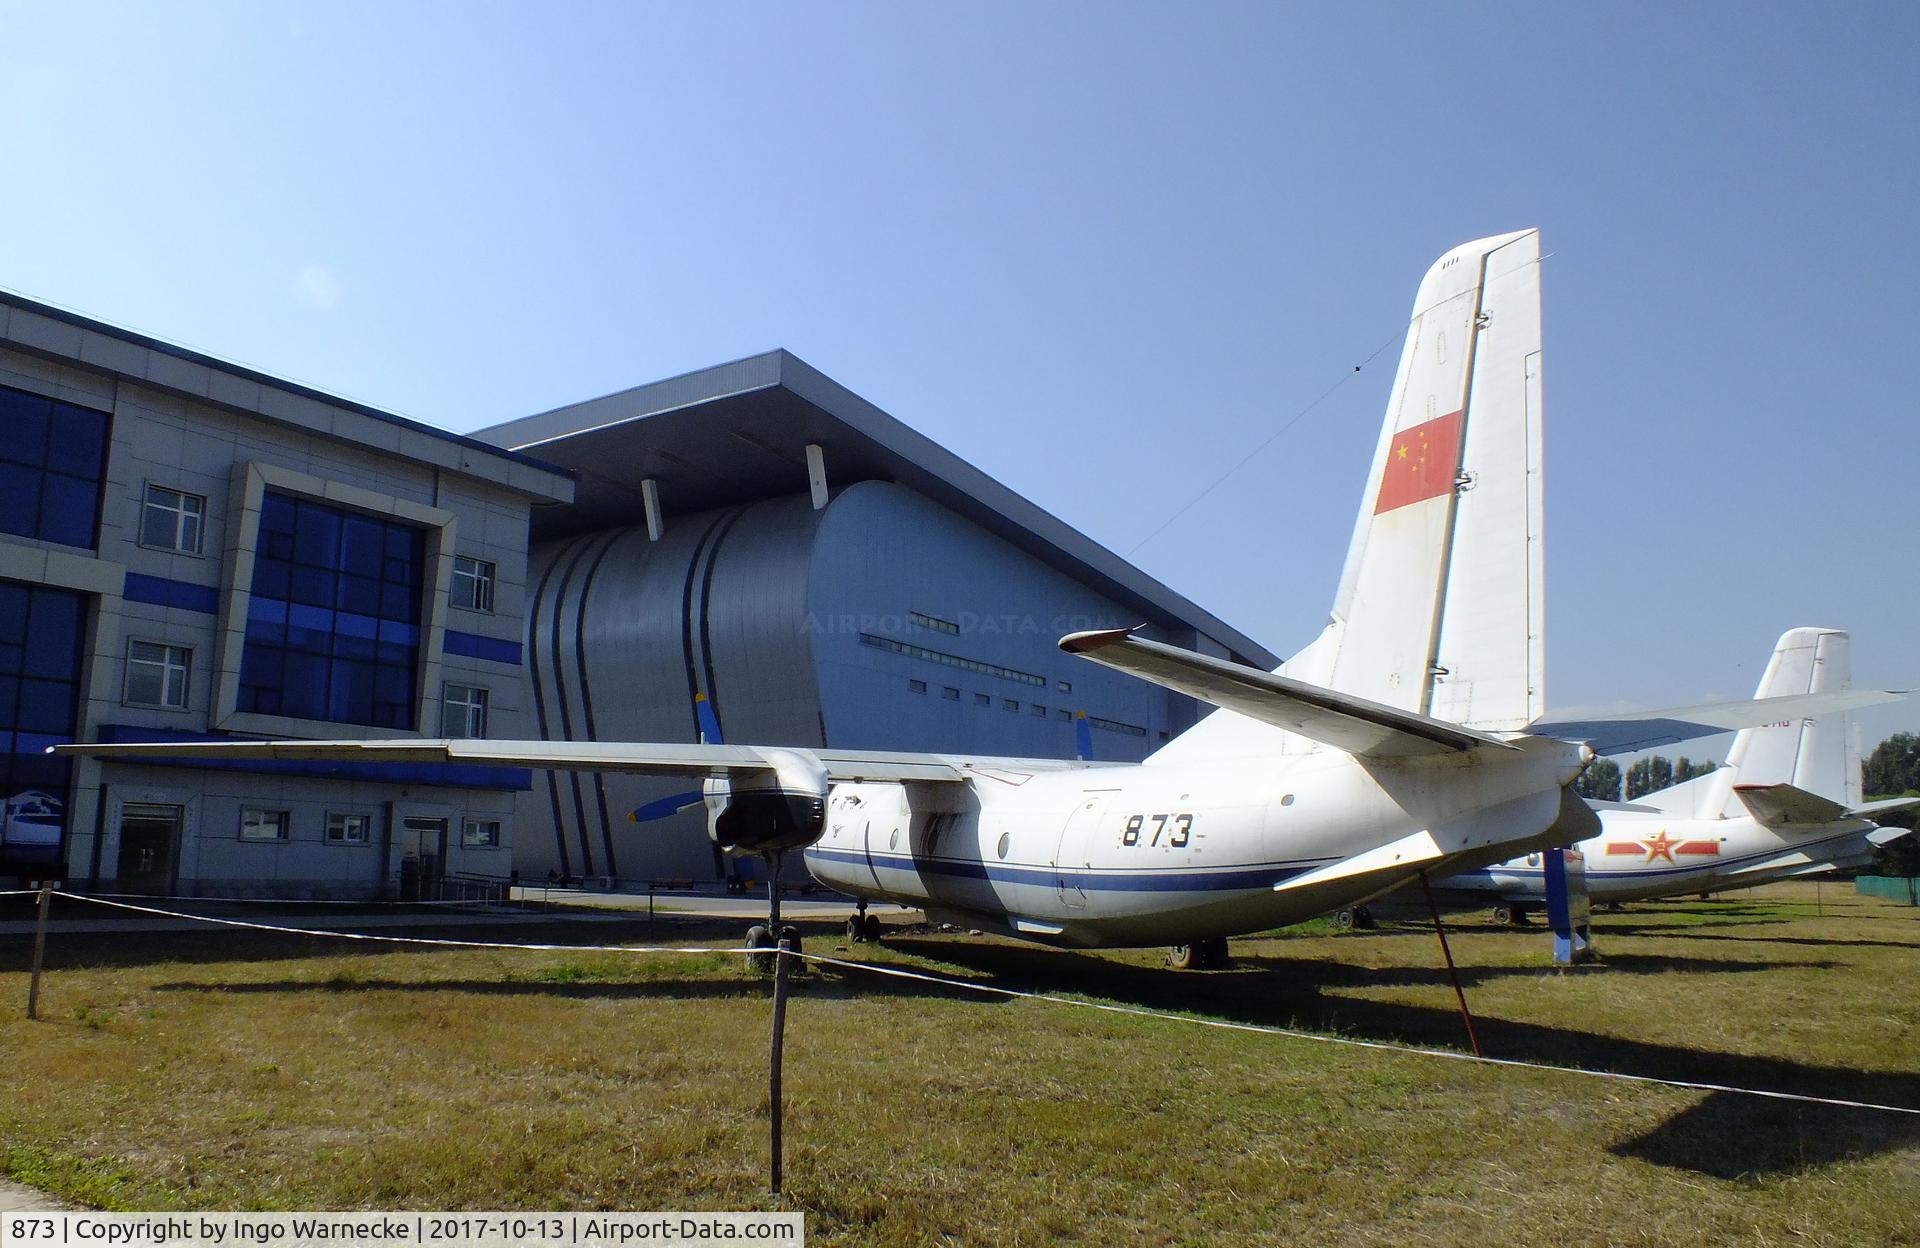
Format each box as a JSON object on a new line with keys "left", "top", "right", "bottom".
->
{"left": 1429, "top": 627, "right": 1917, "bottom": 919}
{"left": 52, "top": 230, "right": 1900, "bottom": 967}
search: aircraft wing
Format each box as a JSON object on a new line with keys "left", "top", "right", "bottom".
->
{"left": 1852, "top": 795, "right": 1920, "bottom": 819}
{"left": 1058, "top": 628, "right": 1514, "bottom": 758}
{"left": 48, "top": 738, "right": 1115, "bottom": 785}
{"left": 1732, "top": 782, "right": 1850, "bottom": 827}
{"left": 1529, "top": 688, "right": 1909, "bottom": 756}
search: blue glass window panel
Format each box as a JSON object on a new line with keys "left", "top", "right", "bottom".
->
{"left": 287, "top": 602, "right": 334, "bottom": 633}
{"left": 45, "top": 404, "right": 107, "bottom": 477}
{"left": 239, "top": 640, "right": 283, "bottom": 688}
{"left": 333, "top": 611, "right": 378, "bottom": 640}
{"left": 338, "top": 574, "right": 381, "bottom": 615}
{"left": 377, "top": 619, "right": 419, "bottom": 646}
{"left": 39, "top": 473, "right": 100, "bottom": 548}
{"left": 263, "top": 529, "right": 295, "bottom": 560}
{"left": 0, "top": 585, "right": 25, "bottom": 642}
{"left": 260, "top": 491, "right": 298, "bottom": 535}
{"left": 384, "top": 525, "right": 418, "bottom": 562}
{"left": 252, "top": 556, "right": 292, "bottom": 600}
{"left": 247, "top": 596, "right": 288, "bottom": 625}
{"left": 24, "top": 606, "right": 81, "bottom": 679}
{"left": 340, "top": 515, "right": 385, "bottom": 576}
{"left": 0, "top": 644, "right": 20, "bottom": 673}
{"left": 16, "top": 679, "right": 74, "bottom": 732}
{"left": 0, "top": 390, "right": 49, "bottom": 466}
{"left": 381, "top": 582, "right": 419, "bottom": 623}
{"left": 291, "top": 500, "right": 340, "bottom": 566}
{"left": 290, "top": 564, "right": 336, "bottom": 608}
{"left": 0, "top": 462, "right": 44, "bottom": 540}
{"left": 10, "top": 748, "right": 67, "bottom": 789}
{"left": 0, "top": 676, "right": 15, "bottom": 717}
{"left": 283, "top": 651, "right": 331, "bottom": 715}
{"left": 330, "top": 659, "right": 376, "bottom": 724}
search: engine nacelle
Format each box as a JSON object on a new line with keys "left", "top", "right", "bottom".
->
{"left": 702, "top": 748, "right": 829, "bottom": 854}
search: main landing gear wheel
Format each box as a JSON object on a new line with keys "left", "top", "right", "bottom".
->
{"left": 846, "top": 903, "right": 883, "bottom": 943}
{"left": 746, "top": 924, "right": 776, "bottom": 974}
{"left": 1331, "top": 905, "right": 1376, "bottom": 932}
{"left": 1166, "top": 937, "right": 1230, "bottom": 970}
{"left": 1491, "top": 903, "right": 1528, "bottom": 927}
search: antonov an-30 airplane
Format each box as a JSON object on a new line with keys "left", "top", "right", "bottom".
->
{"left": 1430, "top": 627, "right": 1917, "bottom": 917}
{"left": 53, "top": 230, "right": 1899, "bottom": 968}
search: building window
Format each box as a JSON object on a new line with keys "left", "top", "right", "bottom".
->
{"left": 325, "top": 812, "right": 370, "bottom": 844}
{"left": 240, "top": 807, "right": 291, "bottom": 841}
{"left": 451, "top": 556, "right": 495, "bottom": 612}
{"left": 462, "top": 817, "right": 502, "bottom": 848}
{"left": 911, "top": 611, "right": 960, "bottom": 636}
{"left": 442, "top": 683, "right": 489, "bottom": 737}
{"left": 139, "top": 485, "right": 206, "bottom": 554}
{"left": 1057, "top": 680, "right": 1072, "bottom": 694}
{"left": 0, "top": 384, "right": 111, "bottom": 550}
{"left": 1003, "top": 699, "right": 1019, "bottom": 712}
{"left": 0, "top": 580, "right": 85, "bottom": 872}
{"left": 942, "top": 686, "right": 960, "bottom": 700}
{"left": 238, "top": 490, "right": 425, "bottom": 729}
{"left": 1056, "top": 708, "right": 1071, "bottom": 721}
{"left": 974, "top": 693, "right": 990, "bottom": 707}
{"left": 1032, "top": 703, "right": 1047, "bottom": 717}
{"left": 1089, "top": 715, "right": 1149, "bottom": 738}
{"left": 858, "top": 633, "right": 1045, "bottom": 687}
{"left": 908, "top": 679, "right": 927, "bottom": 694}
{"left": 124, "top": 640, "right": 190, "bottom": 709}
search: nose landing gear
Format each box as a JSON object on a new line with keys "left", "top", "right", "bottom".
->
{"left": 845, "top": 899, "right": 883, "bottom": 943}
{"left": 747, "top": 851, "right": 803, "bottom": 974}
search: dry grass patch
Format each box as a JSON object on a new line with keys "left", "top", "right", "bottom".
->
{"left": 0, "top": 883, "right": 1911, "bottom": 1246}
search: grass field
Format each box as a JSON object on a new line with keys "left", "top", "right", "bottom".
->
{"left": 0, "top": 881, "right": 1914, "bottom": 1247}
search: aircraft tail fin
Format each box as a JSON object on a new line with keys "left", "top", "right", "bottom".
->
{"left": 1709, "top": 628, "right": 1855, "bottom": 817}
{"left": 1148, "top": 230, "right": 1544, "bottom": 764}
{"left": 1318, "top": 229, "right": 1545, "bottom": 731}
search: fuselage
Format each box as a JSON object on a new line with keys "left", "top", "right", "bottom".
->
{"left": 802, "top": 737, "right": 1588, "bottom": 947}
{"left": 1434, "top": 810, "right": 1884, "bottom": 904}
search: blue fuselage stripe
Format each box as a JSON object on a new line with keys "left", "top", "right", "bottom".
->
{"left": 803, "top": 845, "right": 1326, "bottom": 893}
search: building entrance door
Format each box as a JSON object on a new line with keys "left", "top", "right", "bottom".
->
{"left": 400, "top": 816, "right": 448, "bottom": 900}
{"left": 116, "top": 804, "right": 182, "bottom": 894}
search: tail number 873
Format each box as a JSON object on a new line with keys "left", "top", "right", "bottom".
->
{"left": 1121, "top": 813, "right": 1193, "bottom": 848}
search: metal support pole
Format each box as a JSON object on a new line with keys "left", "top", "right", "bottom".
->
{"left": 768, "top": 937, "right": 791, "bottom": 1195}
{"left": 1420, "top": 873, "right": 1482, "bottom": 1058}
{"left": 27, "top": 884, "right": 52, "bottom": 1020}
{"left": 767, "top": 853, "right": 782, "bottom": 933}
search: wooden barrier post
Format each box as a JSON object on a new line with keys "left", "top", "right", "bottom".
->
{"left": 768, "top": 941, "right": 793, "bottom": 1194}
{"left": 26, "top": 884, "right": 52, "bottom": 1020}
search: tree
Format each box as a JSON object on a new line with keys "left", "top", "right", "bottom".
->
{"left": 1673, "top": 756, "right": 1717, "bottom": 784}
{"left": 1863, "top": 733, "right": 1920, "bottom": 876}
{"left": 1625, "top": 755, "right": 1675, "bottom": 799}
{"left": 1576, "top": 758, "right": 1622, "bottom": 802}
{"left": 1864, "top": 733, "right": 1920, "bottom": 800}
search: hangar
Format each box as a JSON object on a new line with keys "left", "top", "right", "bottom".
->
{"left": 0, "top": 291, "right": 1270, "bottom": 896}
{"left": 477, "top": 351, "right": 1274, "bottom": 884}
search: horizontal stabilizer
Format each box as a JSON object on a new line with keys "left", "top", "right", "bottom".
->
{"left": 1852, "top": 795, "right": 1920, "bottom": 819}
{"left": 51, "top": 738, "right": 988, "bottom": 784}
{"left": 1733, "top": 783, "right": 1849, "bottom": 827}
{"left": 1867, "top": 826, "right": 1915, "bottom": 847}
{"left": 1531, "top": 688, "right": 1909, "bottom": 756}
{"left": 1060, "top": 629, "right": 1515, "bottom": 758}
{"left": 1272, "top": 830, "right": 1447, "bottom": 893}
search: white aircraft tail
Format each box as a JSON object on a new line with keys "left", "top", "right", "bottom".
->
{"left": 1153, "top": 230, "right": 1543, "bottom": 764}
{"left": 1703, "top": 628, "right": 1856, "bottom": 817}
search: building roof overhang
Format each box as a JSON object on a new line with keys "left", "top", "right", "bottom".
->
{"left": 479, "top": 350, "right": 1277, "bottom": 667}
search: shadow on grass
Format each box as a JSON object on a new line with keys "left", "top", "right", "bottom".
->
{"left": 1612, "top": 1093, "right": 1917, "bottom": 1180}
{"left": 872, "top": 935, "right": 1920, "bottom": 1178}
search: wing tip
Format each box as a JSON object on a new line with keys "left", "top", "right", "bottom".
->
{"left": 1058, "top": 626, "right": 1140, "bottom": 655}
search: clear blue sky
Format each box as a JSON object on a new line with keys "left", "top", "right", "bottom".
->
{"left": 3, "top": 3, "right": 1915, "bottom": 756}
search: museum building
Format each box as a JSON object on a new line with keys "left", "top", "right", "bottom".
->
{"left": 0, "top": 294, "right": 1271, "bottom": 895}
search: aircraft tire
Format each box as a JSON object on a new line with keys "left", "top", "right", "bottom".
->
{"left": 846, "top": 916, "right": 866, "bottom": 943}
{"left": 861, "top": 913, "right": 883, "bottom": 942}
{"left": 1166, "top": 944, "right": 1202, "bottom": 971}
{"left": 1199, "top": 936, "right": 1230, "bottom": 968}
{"left": 1332, "top": 908, "right": 1357, "bottom": 931}
{"left": 746, "top": 924, "right": 776, "bottom": 974}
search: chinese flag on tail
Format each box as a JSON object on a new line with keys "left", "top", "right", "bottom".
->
{"left": 1373, "top": 409, "right": 1465, "bottom": 515}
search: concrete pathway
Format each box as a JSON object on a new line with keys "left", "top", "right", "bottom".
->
{"left": 0, "top": 1177, "right": 75, "bottom": 1210}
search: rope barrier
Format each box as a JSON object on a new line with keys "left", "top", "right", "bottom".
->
{"left": 39, "top": 891, "right": 1920, "bottom": 1119}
